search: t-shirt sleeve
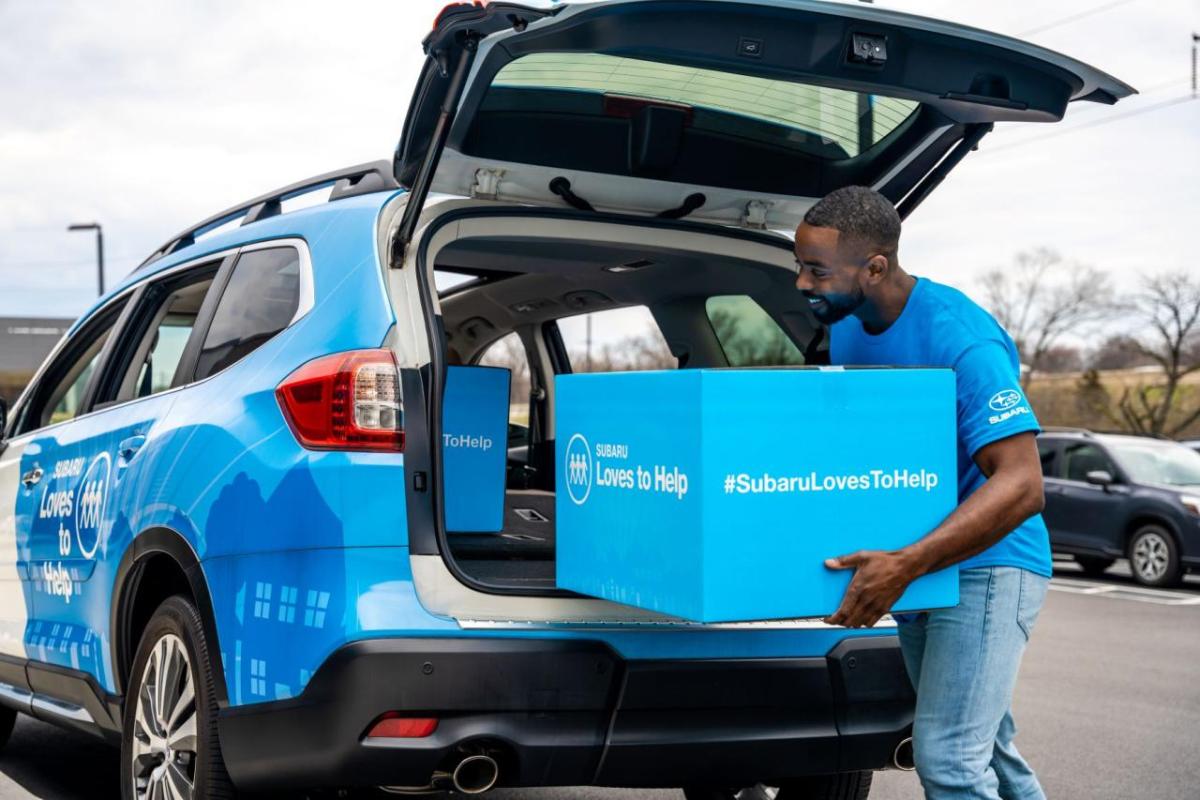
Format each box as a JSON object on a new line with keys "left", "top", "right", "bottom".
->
{"left": 954, "top": 340, "right": 1040, "bottom": 458}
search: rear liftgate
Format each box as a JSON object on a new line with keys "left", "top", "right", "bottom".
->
{"left": 386, "top": 0, "right": 1133, "bottom": 596}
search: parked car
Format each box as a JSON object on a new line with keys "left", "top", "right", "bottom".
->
{"left": 1039, "top": 429, "right": 1200, "bottom": 587}
{"left": 0, "top": 2, "right": 1131, "bottom": 798}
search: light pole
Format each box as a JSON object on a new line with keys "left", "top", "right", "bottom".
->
{"left": 67, "top": 222, "right": 105, "bottom": 297}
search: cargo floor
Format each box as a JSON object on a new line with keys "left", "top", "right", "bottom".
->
{"left": 448, "top": 489, "right": 557, "bottom": 587}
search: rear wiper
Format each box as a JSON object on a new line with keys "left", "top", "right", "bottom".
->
{"left": 548, "top": 177, "right": 706, "bottom": 220}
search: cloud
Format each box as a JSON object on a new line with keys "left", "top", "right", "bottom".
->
{"left": 0, "top": 0, "right": 1195, "bottom": 325}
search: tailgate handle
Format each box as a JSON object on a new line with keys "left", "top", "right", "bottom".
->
{"left": 941, "top": 91, "right": 1028, "bottom": 111}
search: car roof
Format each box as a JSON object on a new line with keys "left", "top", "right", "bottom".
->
{"left": 66, "top": 185, "right": 400, "bottom": 338}
{"left": 1040, "top": 430, "right": 1185, "bottom": 448}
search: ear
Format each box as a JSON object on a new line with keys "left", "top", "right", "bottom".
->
{"left": 864, "top": 253, "right": 890, "bottom": 284}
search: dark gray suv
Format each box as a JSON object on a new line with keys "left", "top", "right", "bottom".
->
{"left": 1039, "top": 430, "right": 1200, "bottom": 587}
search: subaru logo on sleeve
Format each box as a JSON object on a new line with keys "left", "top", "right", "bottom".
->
{"left": 564, "top": 433, "right": 593, "bottom": 505}
{"left": 988, "top": 389, "right": 1022, "bottom": 412}
{"left": 75, "top": 451, "right": 111, "bottom": 559}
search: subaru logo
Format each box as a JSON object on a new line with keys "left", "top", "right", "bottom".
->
{"left": 564, "top": 433, "right": 592, "bottom": 506}
{"left": 75, "top": 452, "right": 111, "bottom": 559}
{"left": 988, "top": 389, "right": 1022, "bottom": 412}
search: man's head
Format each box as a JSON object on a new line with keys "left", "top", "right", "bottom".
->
{"left": 793, "top": 186, "right": 902, "bottom": 325}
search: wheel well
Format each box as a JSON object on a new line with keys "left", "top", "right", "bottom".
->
{"left": 1123, "top": 515, "right": 1178, "bottom": 553}
{"left": 118, "top": 553, "right": 193, "bottom": 694}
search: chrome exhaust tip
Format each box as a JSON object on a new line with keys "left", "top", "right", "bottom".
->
{"left": 892, "top": 736, "right": 915, "bottom": 771}
{"left": 452, "top": 754, "right": 500, "bottom": 794}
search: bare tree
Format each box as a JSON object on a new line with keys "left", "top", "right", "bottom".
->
{"left": 1116, "top": 271, "right": 1200, "bottom": 436}
{"left": 1089, "top": 334, "right": 1156, "bottom": 370}
{"left": 979, "top": 248, "right": 1116, "bottom": 387}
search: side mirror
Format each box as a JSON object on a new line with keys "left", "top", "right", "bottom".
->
{"left": 1086, "top": 469, "right": 1114, "bottom": 488}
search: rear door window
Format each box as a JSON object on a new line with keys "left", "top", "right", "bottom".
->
{"left": 706, "top": 295, "right": 805, "bottom": 367}
{"left": 193, "top": 247, "right": 300, "bottom": 381}
{"left": 558, "top": 306, "right": 673, "bottom": 373}
{"left": 478, "top": 332, "right": 531, "bottom": 439}
{"left": 114, "top": 272, "right": 216, "bottom": 402}
{"left": 1062, "top": 443, "right": 1114, "bottom": 483}
{"left": 1037, "top": 439, "right": 1059, "bottom": 477}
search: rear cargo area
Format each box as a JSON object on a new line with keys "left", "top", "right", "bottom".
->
{"left": 426, "top": 213, "right": 813, "bottom": 593}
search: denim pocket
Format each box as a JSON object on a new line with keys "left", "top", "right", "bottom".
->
{"left": 1016, "top": 570, "right": 1049, "bottom": 641}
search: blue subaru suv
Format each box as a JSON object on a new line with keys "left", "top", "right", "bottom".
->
{"left": 0, "top": 2, "right": 1130, "bottom": 798}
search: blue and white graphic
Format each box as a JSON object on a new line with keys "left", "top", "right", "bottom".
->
{"left": 556, "top": 368, "right": 961, "bottom": 623}
{"left": 988, "top": 389, "right": 1022, "bottom": 412}
{"left": 442, "top": 365, "right": 511, "bottom": 532}
{"left": 564, "top": 433, "right": 593, "bottom": 505}
{"left": 74, "top": 451, "right": 110, "bottom": 559}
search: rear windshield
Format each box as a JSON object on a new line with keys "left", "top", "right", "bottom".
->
{"left": 490, "top": 52, "right": 919, "bottom": 160}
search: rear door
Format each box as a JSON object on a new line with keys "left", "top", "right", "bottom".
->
{"left": 394, "top": 0, "right": 1133, "bottom": 231}
{"left": 13, "top": 259, "right": 225, "bottom": 691}
{"left": 1051, "top": 440, "right": 1127, "bottom": 553}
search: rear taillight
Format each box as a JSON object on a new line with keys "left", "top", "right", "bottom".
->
{"left": 276, "top": 349, "right": 404, "bottom": 452}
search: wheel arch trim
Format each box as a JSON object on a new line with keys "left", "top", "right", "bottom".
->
{"left": 109, "top": 527, "right": 227, "bottom": 705}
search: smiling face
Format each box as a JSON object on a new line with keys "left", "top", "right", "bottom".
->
{"left": 793, "top": 224, "right": 871, "bottom": 325}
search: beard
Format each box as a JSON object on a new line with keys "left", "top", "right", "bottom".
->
{"left": 805, "top": 287, "right": 864, "bottom": 325}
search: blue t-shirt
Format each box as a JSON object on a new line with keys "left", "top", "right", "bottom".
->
{"left": 830, "top": 277, "right": 1052, "bottom": 577}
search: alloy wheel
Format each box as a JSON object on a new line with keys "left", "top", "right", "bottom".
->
{"left": 1132, "top": 531, "right": 1170, "bottom": 582}
{"left": 130, "top": 633, "right": 198, "bottom": 800}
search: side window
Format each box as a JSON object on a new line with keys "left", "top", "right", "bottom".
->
{"left": 193, "top": 248, "right": 301, "bottom": 381}
{"left": 706, "top": 295, "right": 805, "bottom": 367}
{"left": 1062, "top": 443, "right": 1113, "bottom": 482}
{"left": 22, "top": 300, "right": 127, "bottom": 431}
{"left": 558, "top": 306, "right": 674, "bottom": 373}
{"left": 1037, "top": 439, "right": 1059, "bottom": 477}
{"left": 115, "top": 273, "right": 216, "bottom": 402}
{"left": 478, "top": 333, "right": 531, "bottom": 442}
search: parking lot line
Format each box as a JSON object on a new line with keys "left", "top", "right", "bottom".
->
{"left": 1049, "top": 577, "right": 1200, "bottom": 606}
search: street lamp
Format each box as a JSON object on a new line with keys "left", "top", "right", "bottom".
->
{"left": 67, "top": 222, "right": 105, "bottom": 297}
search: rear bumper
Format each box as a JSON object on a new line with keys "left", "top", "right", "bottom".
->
{"left": 218, "top": 636, "right": 914, "bottom": 792}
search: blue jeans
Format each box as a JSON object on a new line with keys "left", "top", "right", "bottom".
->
{"left": 897, "top": 567, "right": 1049, "bottom": 800}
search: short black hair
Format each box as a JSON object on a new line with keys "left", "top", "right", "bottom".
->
{"left": 803, "top": 186, "right": 901, "bottom": 255}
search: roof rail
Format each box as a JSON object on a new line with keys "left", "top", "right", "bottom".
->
{"left": 1040, "top": 426, "right": 1094, "bottom": 436}
{"left": 134, "top": 161, "right": 400, "bottom": 272}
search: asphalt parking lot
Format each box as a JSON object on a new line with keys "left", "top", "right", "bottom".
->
{"left": 0, "top": 561, "right": 1195, "bottom": 800}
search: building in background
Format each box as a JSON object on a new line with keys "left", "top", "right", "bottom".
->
{"left": 0, "top": 317, "right": 73, "bottom": 407}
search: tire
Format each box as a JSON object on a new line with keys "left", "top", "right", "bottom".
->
{"left": 1075, "top": 555, "right": 1115, "bottom": 577}
{"left": 120, "top": 595, "right": 235, "bottom": 800}
{"left": 684, "top": 773, "right": 872, "bottom": 800}
{"left": 1127, "top": 524, "right": 1183, "bottom": 588}
{"left": 0, "top": 705, "right": 16, "bottom": 752}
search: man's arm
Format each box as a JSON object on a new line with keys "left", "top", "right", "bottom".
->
{"left": 824, "top": 431, "right": 1045, "bottom": 628}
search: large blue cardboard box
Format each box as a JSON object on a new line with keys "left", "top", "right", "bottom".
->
{"left": 443, "top": 365, "right": 510, "bottom": 533}
{"left": 556, "top": 368, "right": 959, "bottom": 622}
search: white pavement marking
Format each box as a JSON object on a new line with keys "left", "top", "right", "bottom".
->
{"left": 1050, "top": 576, "right": 1200, "bottom": 606}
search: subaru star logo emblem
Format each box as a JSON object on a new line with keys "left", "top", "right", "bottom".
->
{"left": 989, "top": 389, "right": 1022, "bottom": 412}
{"left": 75, "top": 451, "right": 111, "bottom": 559}
{"left": 564, "top": 433, "right": 592, "bottom": 506}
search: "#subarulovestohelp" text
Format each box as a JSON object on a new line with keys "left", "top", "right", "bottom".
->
{"left": 724, "top": 468, "right": 939, "bottom": 495}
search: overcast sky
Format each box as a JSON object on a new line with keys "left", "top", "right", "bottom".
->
{"left": 1, "top": 0, "right": 1197, "bottom": 332}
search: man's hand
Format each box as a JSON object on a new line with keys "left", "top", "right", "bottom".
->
{"left": 824, "top": 550, "right": 918, "bottom": 628}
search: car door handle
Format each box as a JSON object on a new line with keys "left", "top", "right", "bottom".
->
{"left": 118, "top": 435, "right": 146, "bottom": 463}
{"left": 20, "top": 466, "right": 43, "bottom": 488}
